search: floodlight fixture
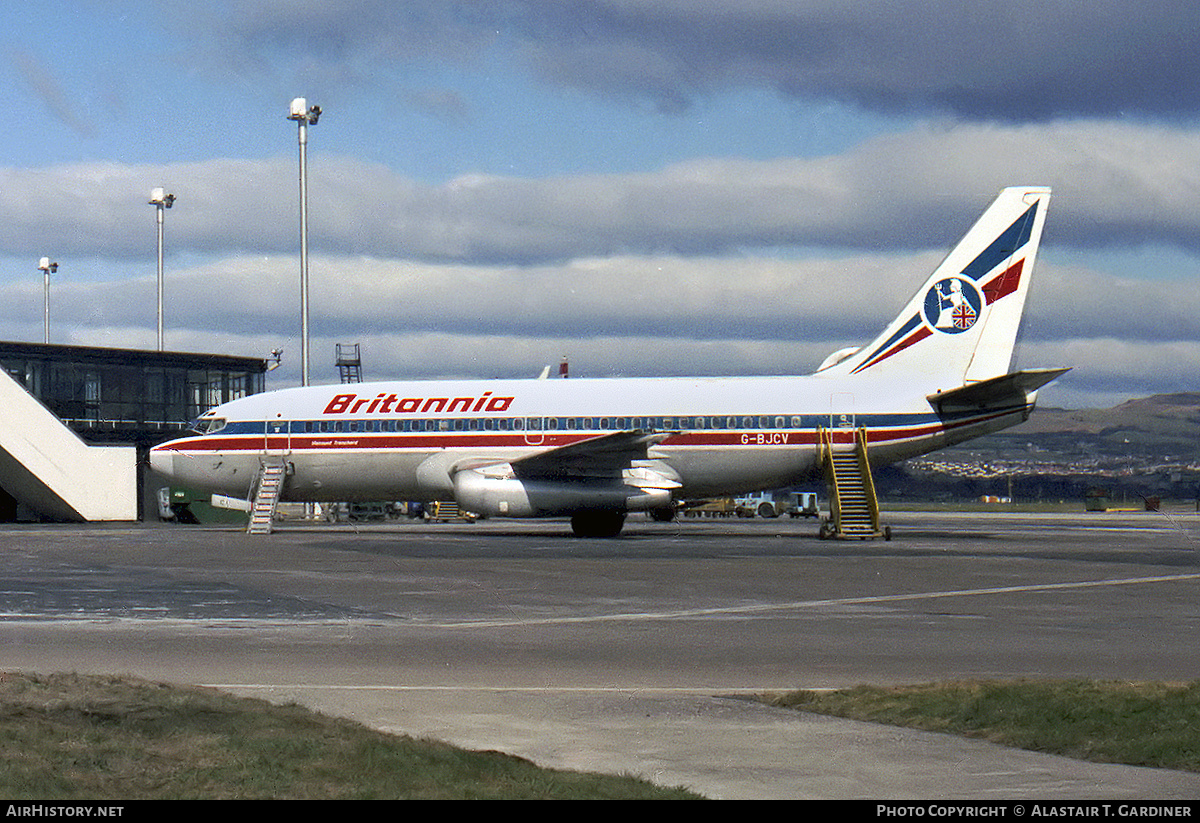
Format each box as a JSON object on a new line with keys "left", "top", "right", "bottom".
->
{"left": 150, "top": 187, "right": 176, "bottom": 208}
{"left": 289, "top": 97, "right": 320, "bottom": 124}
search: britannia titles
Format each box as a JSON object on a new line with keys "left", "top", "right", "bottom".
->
{"left": 322, "top": 391, "right": 515, "bottom": 416}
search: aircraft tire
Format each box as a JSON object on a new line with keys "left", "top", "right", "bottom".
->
{"left": 649, "top": 506, "right": 676, "bottom": 522}
{"left": 571, "top": 510, "right": 627, "bottom": 538}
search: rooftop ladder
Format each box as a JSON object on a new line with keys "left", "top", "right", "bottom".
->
{"left": 336, "top": 343, "right": 362, "bottom": 384}
{"left": 819, "top": 426, "right": 889, "bottom": 540}
{"left": 248, "top": 461, "right": 288, "bottom": 534}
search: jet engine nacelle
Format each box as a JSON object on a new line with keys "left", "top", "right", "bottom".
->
{"left": 452, "top": 469, "right": 673, "bottom": 518}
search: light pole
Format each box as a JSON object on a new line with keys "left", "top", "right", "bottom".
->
{"left": 38, "top": 257, "right": 58, "bottom": 345}
{"left": 288, "top": 97, "right": 321, "bottom": 386}
{"left": 149, "top": 187, "right": 176, "bottom": 351}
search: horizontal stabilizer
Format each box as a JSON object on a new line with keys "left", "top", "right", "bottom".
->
{"left": 927, "top": 367, "right": 1070, "bottom": 411}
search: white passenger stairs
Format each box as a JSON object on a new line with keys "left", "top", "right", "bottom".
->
{"left": 819, "top": 427, "right": 888, "bottom": 540}
{"left": 248, "top": 461, "right": 287, "bottom": 534}
{"left": 0, "top": 366, "right": 136, "bottom": 521}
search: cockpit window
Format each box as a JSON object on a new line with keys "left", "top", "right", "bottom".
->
{"left": 190, "top": 416, "right": 227, "bottom": 434}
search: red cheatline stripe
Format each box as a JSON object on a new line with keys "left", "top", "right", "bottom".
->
{"left": 851, "top": 326, "right": 933, "bottom": 374}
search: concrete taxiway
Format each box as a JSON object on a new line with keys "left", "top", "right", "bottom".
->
{"left": 0, "top": 511, "right": 1198, "bottom": 799}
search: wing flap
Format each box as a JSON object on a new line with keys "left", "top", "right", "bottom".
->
{"left": 512, "top": 429, "right": 672, "bottom": 481}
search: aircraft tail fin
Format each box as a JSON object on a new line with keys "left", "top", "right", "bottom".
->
{"left": 816, "top": 186, "right": 1051, "bottom": 391}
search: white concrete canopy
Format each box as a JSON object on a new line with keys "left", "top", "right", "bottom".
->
{"left": 0, "top": 368, "right": 136, "bottom": 521}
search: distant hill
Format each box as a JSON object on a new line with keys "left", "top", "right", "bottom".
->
{"left": 976, "top": 393, "right": 1200, "bottom": 462}
{"left": 1014, "top": 393, "right": 1200, "bottom": 436}
{"left": 887, "top": 392, "right": 1200, "bottom": 503}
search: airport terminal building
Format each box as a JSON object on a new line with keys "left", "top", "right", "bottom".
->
{"left": 0, "top": 340, "right": 266, "bottom": 521}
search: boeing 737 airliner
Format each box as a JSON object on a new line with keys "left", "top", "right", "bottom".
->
{"left": 150, "top": 186, "right": 1066, "bottom": 537}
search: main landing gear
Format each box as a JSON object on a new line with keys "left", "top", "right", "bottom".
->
{"left": 570, "top": 510, "right": 627, "bottom": 538}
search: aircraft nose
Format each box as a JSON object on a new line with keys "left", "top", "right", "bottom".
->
{"left": 148, "top": 445, "right": 175, "bottom": 478}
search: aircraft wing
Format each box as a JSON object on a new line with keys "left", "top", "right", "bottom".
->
{"left": 510, "top": 429, "right": 673, "bottom": 480}
{"left": 927, "top": 367, "right": 1071, "bottom": 412}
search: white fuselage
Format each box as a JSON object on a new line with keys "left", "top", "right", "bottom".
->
{"left": 149, "top": 372, "right": 1032, "bottom": 505}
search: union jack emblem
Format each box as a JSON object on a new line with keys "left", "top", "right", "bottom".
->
{"left": 952, "top": 304, "right": 977, "bottom": 329}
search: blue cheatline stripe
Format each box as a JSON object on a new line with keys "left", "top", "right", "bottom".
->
{"left": 855, "top": 313, "right": 922, "bottom": 367}
{"left": 960, "top": 201, "right": 1037, "bottom": 281}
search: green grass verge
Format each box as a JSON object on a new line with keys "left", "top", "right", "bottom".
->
{"left": 0, "top": 672, "right": 702, "bottom": 799}
{"left": 881, "top": 500, "right": 1198, "bottom": 514}
{"left": 882, "top": 500, "right": 1097, "bottom": 513}
{"left": 762, "top": 680, "right": 1200, "bottom": 772}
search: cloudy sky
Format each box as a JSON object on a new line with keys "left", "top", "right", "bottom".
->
{"left": 4, "top": 1, "right": 1200, "bottom": 409}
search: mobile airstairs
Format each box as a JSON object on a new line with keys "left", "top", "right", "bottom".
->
{"left": 247, "top": 461, "right": 288, "bottom": 534}
{"left": 818, "top": 427, "right": 890, "bottom": 540}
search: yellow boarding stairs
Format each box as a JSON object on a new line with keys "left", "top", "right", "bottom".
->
{"left": 248, "top": 461, "right": 288, "bottom": 534}
{"left": 818, "top": 426, "right": 890, "bottom": 540}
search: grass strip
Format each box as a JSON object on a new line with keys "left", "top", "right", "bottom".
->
{"left": 762, "top": 679, "right": 1200, "bottom": 772}
{"left": 0, "top": 672, "right": 702, "bottom": 799}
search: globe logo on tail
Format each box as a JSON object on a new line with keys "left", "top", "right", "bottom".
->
{"left": 923, "top": 276, "right": 982, "bottom": 334}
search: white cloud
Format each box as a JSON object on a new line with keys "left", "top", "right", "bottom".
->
{"left": 1028, "top": 260, "right": 1200, "bottom": 344}
{"left": 1, "top": 243, "right": 1176, "bottom": 411}
{"left": 6, "top": 120, "right": 1200, "bottom": 266}
{"left": 0, "top": 249, "right": 931, "bottom": 342}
